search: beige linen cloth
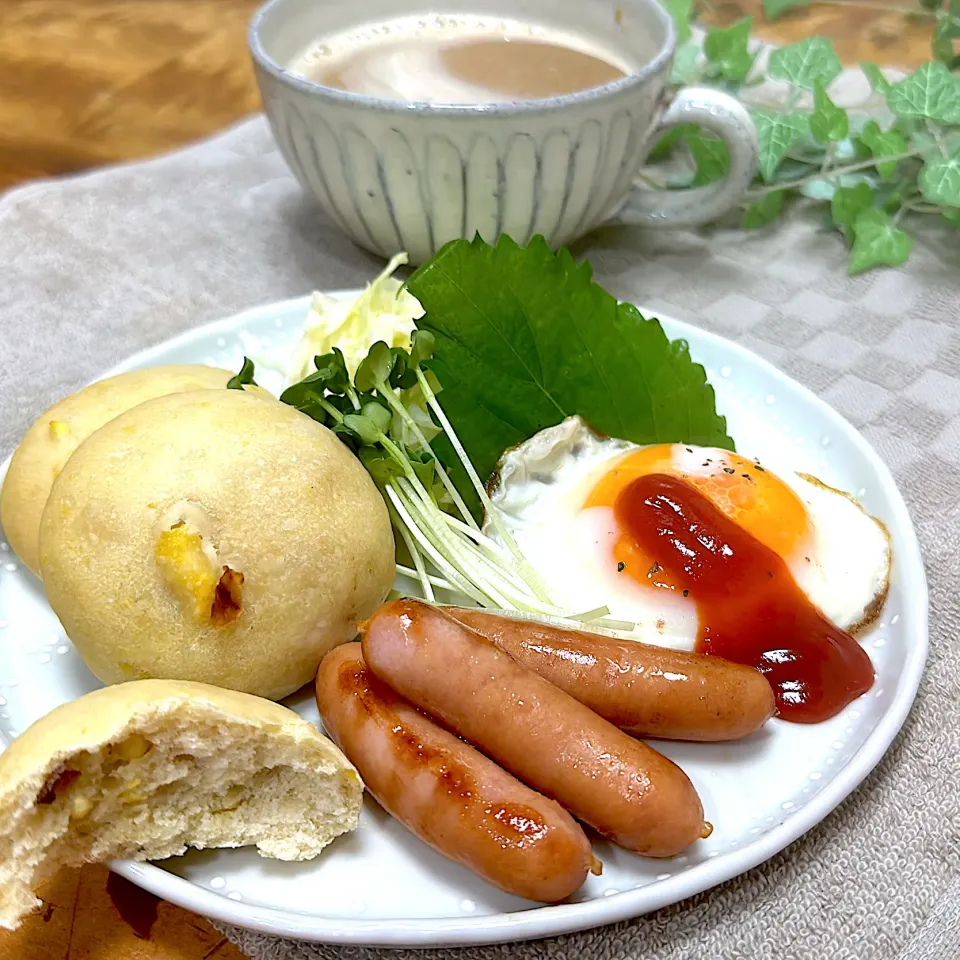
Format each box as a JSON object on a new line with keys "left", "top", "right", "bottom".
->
{"left": 1, "top": 116, "right": 958, "bottom": 960}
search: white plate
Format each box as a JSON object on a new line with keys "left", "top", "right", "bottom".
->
{"left": 0, "top": 294, "right": 928, "bottom": 948}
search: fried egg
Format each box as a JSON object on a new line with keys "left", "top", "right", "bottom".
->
{"left": 486, "top": 417, "right": 891, "bottom": 652}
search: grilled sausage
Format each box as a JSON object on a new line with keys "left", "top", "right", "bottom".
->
{"left": 360, "top": 600, "right": 711, "bottom": 858}
{"left": 316, "top": 643, "right": 599, "bottom": 902}
{"left": 446, "top": 607, "right": 776, "bottom": 741}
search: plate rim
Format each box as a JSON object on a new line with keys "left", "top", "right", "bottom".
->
{"left": 7, "top": 293, "right": 929, "bottom": 947}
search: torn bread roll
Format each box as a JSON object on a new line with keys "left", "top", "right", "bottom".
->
{"left": 0, "top": 679, "right": 363, "bottom": 930}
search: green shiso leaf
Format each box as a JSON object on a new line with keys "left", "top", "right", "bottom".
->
{"left": 406, "top": 235, "right": 733, "bottom": 498}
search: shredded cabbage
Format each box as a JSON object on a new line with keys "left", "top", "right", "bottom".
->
{"left": 287, "top": 253, "right": 424, "bottom": 383}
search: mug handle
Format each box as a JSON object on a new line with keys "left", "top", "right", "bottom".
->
{"left": 613, "top": 86, "right": 759, "bottom": 228}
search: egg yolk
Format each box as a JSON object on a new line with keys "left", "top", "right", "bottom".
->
{"left": 585, "top": 444, "right": 813, "bottom": 574}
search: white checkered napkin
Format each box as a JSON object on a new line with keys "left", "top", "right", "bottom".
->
{"left": 1, "top": 111, "right": 959, "bottom": 960}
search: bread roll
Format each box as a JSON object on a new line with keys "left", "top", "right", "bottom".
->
{"left": 0, "top": 679, "right": 363, "bottom": 931}
{"left": 0, "top": 365, "right": 236, "bottom": 576}
{"left": 40, "top": 389, "right": 395, "bottom": 700}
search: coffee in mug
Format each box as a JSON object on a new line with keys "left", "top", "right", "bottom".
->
{"left": 251, "top": 0, "right": 759, "bottom": 265}
{"left": 288, "top": 14, "right": 631, "bottom": 103}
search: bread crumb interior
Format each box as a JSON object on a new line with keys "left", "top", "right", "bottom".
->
{"left": 0, "top": 715, "right": 358, "bottom": 927}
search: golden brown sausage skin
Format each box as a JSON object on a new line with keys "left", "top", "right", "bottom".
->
{"left": 360, "top": 600, "right": 710, "bottom": 858}
{"left": 316, "top": 643, "right": 597, "bottom": 902}
{"left": 446, "top": 607, "right": 776, "bottom": 742}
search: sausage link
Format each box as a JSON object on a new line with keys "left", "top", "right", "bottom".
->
{"left": 447, "top": 607, "right": 776, "bottom": 742}
{"left": 316, "top": 643, "right": 598, "bottom": 902}
{"left": 360, "top": 600, "right": 710, "bottom": 858}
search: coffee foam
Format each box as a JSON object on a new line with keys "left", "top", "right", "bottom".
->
{"left": 288, "top": 14, "right": 634, "bottom": 104}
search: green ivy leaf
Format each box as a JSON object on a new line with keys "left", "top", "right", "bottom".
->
{"left": 671, "top": 42, "right": 700, "bottom": 83}
{"left": 704, "top": 17, "right": 751, "bottom": 60}
{"left": 753, "top": 110, "right": 810, "bottom": 181}
{"left": 910, "top": 129, "right": 940, "bottom": 153}
{"left": 885, "top": 61, "right": 960, "bottom": 124}
{"left": 932, "top": 16, "right": 960, "bottom": 65}
{"left": 768, "top": 37, "right": 842, "bottom": 91}
{"left": 848, "top": 209, "right": 912, "bottom": 275}
{"left": 741, "top": 191, "right": 785, "bottom": 228}
{"left": 703, "top": 18, "right": 756, "bottom": 83}
{"left": 838, "top": 172, "right": 881, "bottom": 189}
{"left": 860, "top": 120, "right": 909, "bottom": 179}
{"left": 872, "top": 179, "right": 911, "bottom": 215}
{"left": 768, "top": 157, "right": 821, "bottom": 184}
{"left": 831, "top": 182, "right": 875, "bottom": 228}
{"left": 703, "top": 48, "right": 756, "bottom": 85}
{"left": 860, "top": 62, "right": 892, "bottom": 95}
{"left": 646, "top": 125, "right": 694, "bottom": 162}
{"left": 667, "top": 170, "right": 697, "bottom": 189}
{"left": 662, "top": 0, "right": 694, "bottom": 42}
{"left": 683, "top": 130, "right": 731, "bottom": 186}
{"left": 833, "top": 137, "right": 859, "bottom": 161}
{"left": 810, "top": 81, "right": 850, "bottom": 143}
{"left": 799, "top": 179, "right": 836, "bottom": 200}
{"left": 918, "top": 152, "right": 960, "bottom": 206}
{"left": 762, "top": 0, "right": 810, "bottom": 19}
{"left": 894, "top": 115, "right": 926, "bottom": 140}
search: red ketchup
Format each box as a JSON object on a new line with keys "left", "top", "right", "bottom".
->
{"left": 614, "top": 473, "right": 875, "bottom": 723}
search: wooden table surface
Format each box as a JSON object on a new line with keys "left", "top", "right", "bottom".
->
{"left": 0, "top": 2, "right": 937, "bottom": 958}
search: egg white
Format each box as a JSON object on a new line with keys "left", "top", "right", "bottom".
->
{"left": 779, "top": 472, "right": 890, "bottom": 631}
{"left": 486, "top": 418, "right": 891, "bottom": 651}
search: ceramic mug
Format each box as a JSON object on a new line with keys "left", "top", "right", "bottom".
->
{"left": 250, "top": 0, "right": 759, "bottom": 266}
